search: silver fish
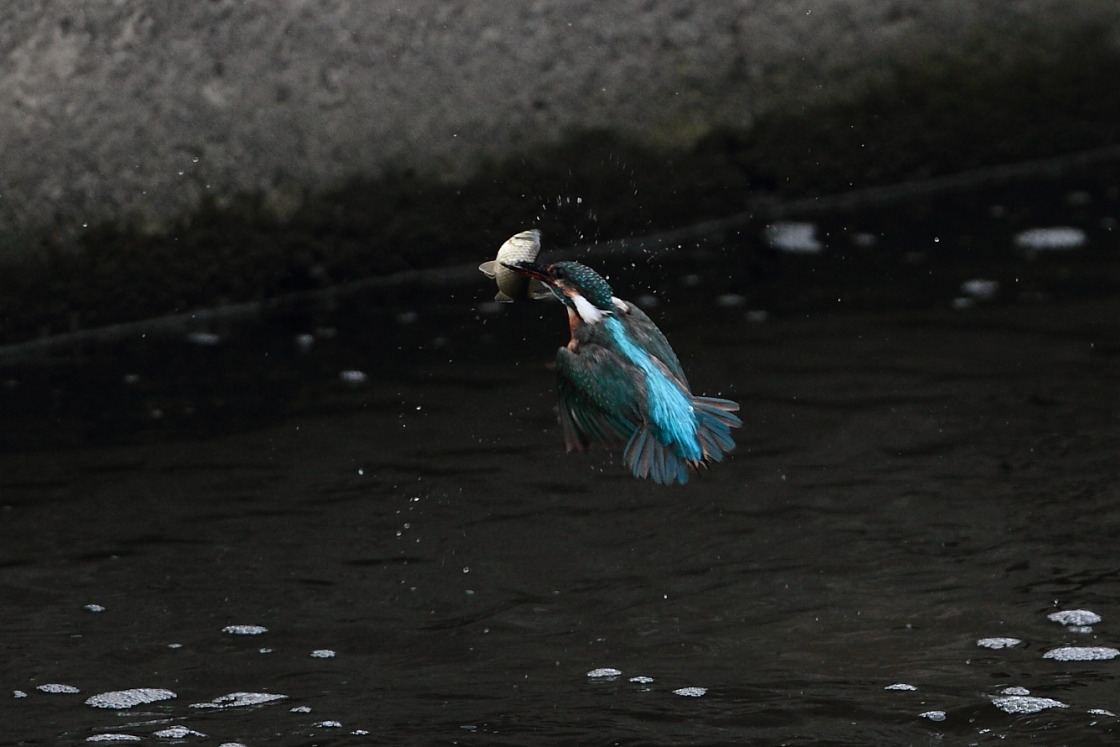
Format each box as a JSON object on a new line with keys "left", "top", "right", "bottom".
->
{"left": 479, "top": 229, "right": 552, "bottom": 303}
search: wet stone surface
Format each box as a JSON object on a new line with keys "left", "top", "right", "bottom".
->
{"left": 1, "top": 182, "right": 1119, "bottom": 744}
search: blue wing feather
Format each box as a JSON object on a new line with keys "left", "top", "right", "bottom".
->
{"left": 552, "top": 299, "right": 742, "bottom": 485}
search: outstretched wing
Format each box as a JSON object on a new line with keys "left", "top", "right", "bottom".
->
{"left": 555, "top": 344, "right": 642, "bottom": 452}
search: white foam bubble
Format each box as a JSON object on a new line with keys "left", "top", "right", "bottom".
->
{"left": 586, "top": 668, "right": 622, "bottom": 679}
{"left": 153, "top": 726, "right": 206, "bottom": 738}
{"left": 315, "top": 721, "right": 342, "bottom": 728}
{"left": 765, "top": 222, "right": 823, "bottom": 254}
{"left": 185, "top": 331, "right": 222, "bottom": 346}
{"left": 85, "top": 688, "right": 176, "bottom": 709}
{"left": 745, "top": 309, "right": 769, "bottom": 323}
{"left": 977, "top": 637, "right": 1023, "bottom": 649}
{"left": 884, "top": 683, "right": 917, "bottom": 691}
{"left": 1001, "top": 686, "right": 1031, "bottom": 696}
{"left": 993, "top": 695, "right": 1068, "bottom": 714}
{"left": 86, "top": 735, "right": 142, "bottom": 742}
{"left": 13, "top": 690, "right": 28, "bottom": 698}
{"left": 673, "top": 686, "right": 707, "bottom": 697}
{"left": 339, "top": 370, "right": 368, "bottom": 385}
{"left": 310, "top": 649, "right": 336, "bottom": 659}
{"left": 222, "top": 624, "right": 268, "bottom": 635}
{"left": 1042, "top": 646, "right": 1119, "bottom": 661}
{"left": 1014, "top": 227, "right": 1086, "bottom": 251}
{"left": 960, "top": 279, "right": 999, "bottom": 300}
{"left": 1047, "top": 609, "right": 1101, "bottom": 626}
{"left": 628, "top": 676, "right": 654, "bottom": 684}
{"left": 37, "top": 683, "right": 80, "bottom": 694}
{"left": 83, "top": 604, "right": 106, "bottom": 613}
{"left": 190, "top": 692, "right": 287, "bottom": 709}
{"left": 919, "top": 710, "right": 946, "bottom": 721}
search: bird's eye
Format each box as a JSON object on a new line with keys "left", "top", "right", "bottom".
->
{"left": 552, "top": 267, "right": 566, "bottom": 280}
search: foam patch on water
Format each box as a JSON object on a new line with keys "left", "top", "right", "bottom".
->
{"left": 884, "top": 683, "right": 917, "bottom": 691}
{"left": 185, "top": 331, "right": 222, "bottom": 346}
{"left": 1001, "top": 686, "right": 1031, "bottom": 696}
{"left": 190, "top": 691, "right": 287, "bottom": 709}
{"left": 1014, "top": 227, "right": 1086, "bottom": 251}
{"left": 83, "top": 604, "right": 106, "bottom": 613}
{"left": 977, "top": 637, "right": 1023, "bottom": 649}
{"left": 586, "top": 668, "right": 622, "bottom": 679}
{"left": 85, "top": 688, "right": 176, "bottom": 709}
{"left": 310, "top": 649, "right": 336, "bottom": 658}
{"left": 960, "top": 279, "right": 999, "bottom": 300}
{"left": 919, "top": 711, "right": 946, "bottom": 721}
{"left": 339, "top": 370, "right": 368, "bottom": 385}
{"left": 993, "top": 695, "right": 1068, "bottom": 714}
{"left": 222, "top": 624, "right": 268, "bottom": 635}
{"left": 628, "top": 676, "right": 654, "bottom": 684}
{"left": 765, "top": 222, "right": 823, "bottom": 254}
{"left": 295, "top": 333, "right": 315, "bottom": 352}
{"left": 1090, "top": 708, "right": 1117, "bottom": 717}
{"left": 37, "top": 683, "right": 81, "bottom": 694}
{"left": 1042, "top": 646, "right": 1119, "bottom": 661}
{"left": 153, "top": 726, "right": 206, "bottom": 738}
{"left": 1047, "top": 609, "right": 1101, "bottom": 626}
{"left": 86, "top": 735, "right": 142, "bottom": 742}
{"left": 673, "top": 687, "right": 707, "bottom": 697}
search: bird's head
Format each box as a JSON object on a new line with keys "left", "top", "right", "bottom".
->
{"left": 503, "top": 260, "right": 616, "bottom": 323}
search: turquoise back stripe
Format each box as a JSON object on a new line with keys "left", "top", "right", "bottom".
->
{"left": 604, "top": 317, "right": 701, "bottom": 460}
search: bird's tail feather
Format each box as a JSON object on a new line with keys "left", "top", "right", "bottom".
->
{"left": 624, "top": 427, "right": 690, "bottom": 485}
{"left": 693, "top": 396, "right": 741, "bottom": 461}
{"left": 624, "top": 395, "right": 741, "bottom": 485}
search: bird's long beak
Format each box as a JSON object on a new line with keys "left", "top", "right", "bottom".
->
{"left": 502, "top": 260, "right": 552, "bottom": 283}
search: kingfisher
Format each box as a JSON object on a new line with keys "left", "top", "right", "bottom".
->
{"left": 504, "top": 260, "right": 741, "bottom": 485}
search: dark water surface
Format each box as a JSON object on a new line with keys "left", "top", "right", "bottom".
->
{"left": 3, "top": 195, "right": 1120, "bottom": 745}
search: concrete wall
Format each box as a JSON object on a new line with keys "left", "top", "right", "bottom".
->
{"left": 2, "top": 0, "right": 1116, "bottom": 251}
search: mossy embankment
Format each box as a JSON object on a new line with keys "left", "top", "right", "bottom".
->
{"left": 2, "top": 25, "right": 1118, "bottom": 346}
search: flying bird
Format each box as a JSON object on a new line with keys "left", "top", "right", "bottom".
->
{"left": 505, "top": 260, "right": 740, "bottom": 485}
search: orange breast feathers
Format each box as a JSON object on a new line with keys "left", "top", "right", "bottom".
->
{"left": 566, "top": 307, "right": 580, "bottom": 351}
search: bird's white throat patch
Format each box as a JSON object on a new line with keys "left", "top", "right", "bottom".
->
{"left": 571, "top": 293, "right": 607, "bottom": 325}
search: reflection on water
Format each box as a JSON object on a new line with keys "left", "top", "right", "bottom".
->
{"left": 2, "top": 182, "right": 1119, "bottom": 744}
